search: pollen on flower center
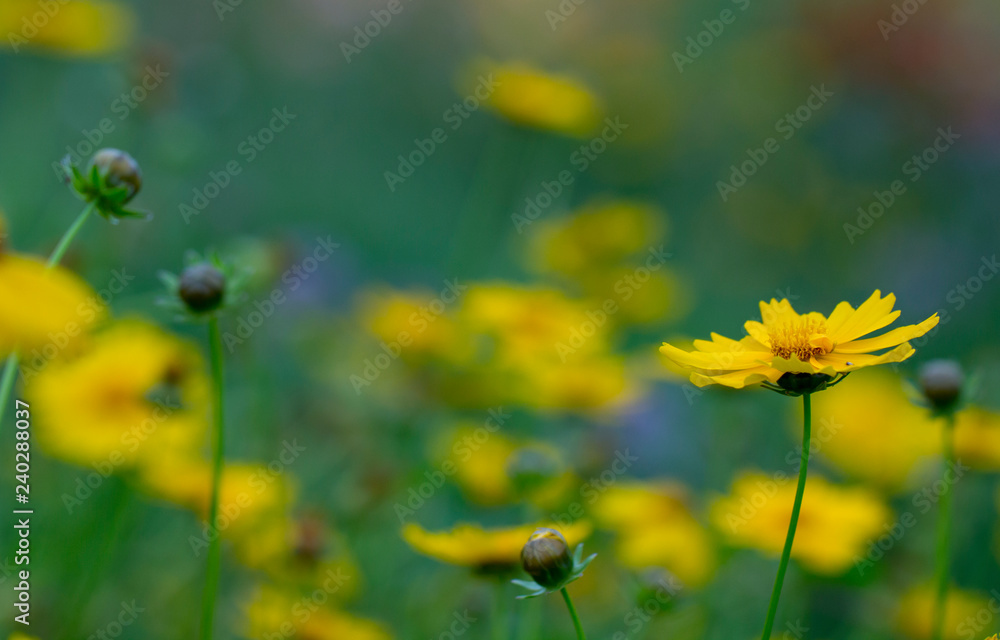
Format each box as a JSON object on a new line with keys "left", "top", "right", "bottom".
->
{"left": 768, "top": 318, "right": 830, "bottom": 361}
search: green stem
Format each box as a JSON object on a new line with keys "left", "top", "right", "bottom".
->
{"left": 931, "top": 413, "right": 956, "bottom": 640}
{"left": 47, "top": 202, "right": 95, "bottom": 268}
{"left": 560, "top": 587, "right": 587, "bottom": 640}
{"left": 492, "top": 583, "right": 506, "bottom": 640}
{"left": 760, "top": 393, "right": 812, "bottom": 640}
{"left": 0, "top": 355, "right": 19, "bottom": 429}
{"left": 59, "top": 479, "right": 131, "bottom": 640}
{"left": 199, "top": 316, "right": 226, "bottom": 640}
{"left": 0, "top": 203, "right": 95, "bottom": 432}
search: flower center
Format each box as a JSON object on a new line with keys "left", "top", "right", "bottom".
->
{"left": 768, "top": 317, "right": 831, "bottom": 361}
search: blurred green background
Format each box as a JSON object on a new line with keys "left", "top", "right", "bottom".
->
{"left": 1, "top": 0, "right": 1000, "bottom": 639}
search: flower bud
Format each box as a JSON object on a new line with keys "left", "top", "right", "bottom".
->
{"left": 88, "top": 149, "right": 142, "bottom": 203}
{"left": 178, "top": 263, "right": 226, "bottom": 313}
{"left": 521, "top": 528, "right": 573, "bottom": 589}
{"left": 919, "top": 359, "right": 964, "bottom": 412}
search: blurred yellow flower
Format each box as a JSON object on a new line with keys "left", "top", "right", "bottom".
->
{"left": 462, "top": 283, "right": 607, "bottom": 363}
{"left": 402, "top": 521, "right": 591, "bottom": 571}
{"left": 710, "top": 472, "right": 891, "bottom": 575}
{"left": 246, "top": 585, "right": 391, "bottom": 640}
{"left": 0, "top": 253, "right": 105, "bottom": 359}
{"left": 896, "top": 585, "right": 991, "bottom": 640}
{"left": 457, "top": 283, "right": 631, "bottom": 410}
{"left": 591, "top": 482, "right": 716, "bottom": 587}
{"left": 530, "top": 200, "right": 665, "bottom": 278}
{"left": 810, "top": 369, "right": 938, "bottom": 492}
{"left": 475, "top": 61, "right": 602, "bottom": 136}
{"left": 954, "top": 407, "right": 1000, "bottom": 471}
{"left": 25, "top": 320, "right": 208, "bottom": 470}
{"left": 0, "top": 0, "right": 133, "bottom": 57}
{"left": 140, "top": 457, "right": 293, "bottom": 565}
{"left": 357, "top": 288, "right": 469, "bottom": 361}
{"left": 661, "top": 291, "right": 939, "bottom": 389}
{"left": 437, "top": 424, "right": 576, "bottom": 508}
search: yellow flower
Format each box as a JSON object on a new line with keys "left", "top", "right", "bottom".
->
{"left": 438, "top": 425, "right": 576, "bottom": 508}
{"left": 0, "top": 0, "right": 133, "bottom": 57}
{"left": 591, "top": 482, "right": 716, "bottom": 587}
{"left": 357, "top": 288, "right": 469, "bottom": 361}
{"left": 246, "top": 585, "right": 391, "bottom": 640}
{"left": 139, "top": 457, "right": 293, "bottom": 564}
{"left": 0, "top": 253, "right": 105, "bottom": 359}
{"left": 896, "top": 585, "right": 991, "bottom": 640}
{"left": 474, "top": 61, "right": 602, "bottom": 136}
{"left": 25, "top": 320, "right": 208, "bottom": 470}
{"left": 443, "top": 424, "right": 519, "bottom": 506}
{"left": 710, "top": 472, "right": 891, "bottom": 575}
{"left": 402, "top": 521, "right": 591, "bottom": 571}
{"left": 530, "top": 200, "right": 665, "bottom": 278}
{"left": 954, "top": 407, "right": 1000, "bottom": 470}
{"left": 660, "top": 291, "right": 939, "bottom": 389}
{"left": 809, "top": 369, "right": 938, "bottom": 491}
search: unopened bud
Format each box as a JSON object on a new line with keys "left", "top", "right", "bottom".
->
{"left": 521, "top": 528, "right": 573, "bottom": 589}
{"left": 178, "top": 263, "right": 226, "bottom": 313}
{"left": 88, "top": 149, "right": 142, "bottom": 203}
{"left": 919, "top": 360, "right": 964, "bottom": 412}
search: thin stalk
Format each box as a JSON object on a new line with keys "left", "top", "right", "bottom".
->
{"left": 760, "top": 393, "right": 812, "bottom": 640}
{"left": 492, "top": 583, "right": 507, "bottom": 640}
{"left": 199, "top": 316, "right": 226, "bottom": 640}
{"left": 0, "top": 203, "right": 95, "bottom": 431}
{"left": 560, "top": 587, "right": 587, "bottom": 640}
{"left": 931, "top": 413, "right": 956, "bottom": 640}
{"left": 47, "top": 203, "right": 95, "bottom": 267}
{"left": 59, "top": 479, "right": 131, "bottom": 640}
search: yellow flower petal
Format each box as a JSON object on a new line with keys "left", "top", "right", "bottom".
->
{"left": 835, "top": 314, "right": 939, "bottom": 354}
